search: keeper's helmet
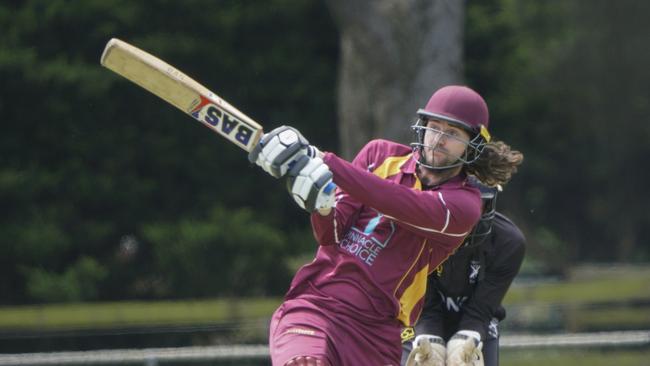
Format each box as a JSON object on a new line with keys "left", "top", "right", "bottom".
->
{"left": 411, "top": 85, "right": 492, "bottom": 170}
{"left": 460, "top": 179, "right": 500, "bottom": 250}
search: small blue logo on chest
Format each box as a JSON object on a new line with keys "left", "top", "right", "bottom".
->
{"left": 363, "top": 214, "right": 382, "bottom": 234}
{"left": 352, "top": 213, "right": 395, "bottom": 248}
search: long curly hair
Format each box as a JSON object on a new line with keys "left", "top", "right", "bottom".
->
{"left": 466, "top": 139, "right": 523, "bottom": 186}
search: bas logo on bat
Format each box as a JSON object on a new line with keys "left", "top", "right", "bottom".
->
{"left": 189, "top": 95, "right": 254, "bottom": 147}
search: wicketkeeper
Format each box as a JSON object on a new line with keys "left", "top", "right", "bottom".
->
{"left": 401, "top": 181, "right": 525, "bottom": 366}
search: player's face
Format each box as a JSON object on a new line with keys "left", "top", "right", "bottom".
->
{"left": 422, "top": 119, "right": 471, "bottom": 168}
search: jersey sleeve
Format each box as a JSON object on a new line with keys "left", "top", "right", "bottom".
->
{"left": 458, "top": 216, "right": 526, "bottom": 338}
{"left": 310, "top": 144, "right": 376, "bottom": 246}
{"left": 322, "top": 151, "right": 481, "bottom": 242}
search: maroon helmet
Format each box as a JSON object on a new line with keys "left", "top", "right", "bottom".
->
{"left": 411, "top": 85, "right": 492, "bottom": 170}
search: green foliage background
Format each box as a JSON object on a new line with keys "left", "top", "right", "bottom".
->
{"left": 1, "top": 0, "right": 338, "bottom": 304}
{"left": 1, "top": 0, "right": 649, "bottom": 304}
{"left": 465, "top": 0, "right": 650, "bottom": 269}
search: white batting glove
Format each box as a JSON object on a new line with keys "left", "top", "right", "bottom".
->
{"left": 446, "top": 330, "right": 484, "bottom": 366}
{"left": 286, "top": 155, "right": 336, "bottom": 212}
{"left": 405, "top": 334, "right": 446, "bottom": 366}
{"left": 247, "top": 126, "right": 318, "bottom": 178}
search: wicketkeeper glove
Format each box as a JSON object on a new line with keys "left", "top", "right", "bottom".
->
{"left": 405, "top": 334, "right": 446, "bottom": 366}
{"left": 248, "top": 125, "right": 318, "bottom": 178}
{"left": 286, "top": 155, "right": 336, "bottom": 212}
{"left": 446, "top": 330, "right": 484, "bottom": 366}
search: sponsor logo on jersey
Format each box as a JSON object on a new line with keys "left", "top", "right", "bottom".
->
{"left": 401, "top": 327, "right": 415, "bottom": 343}
{"left": 339, "top": 213, "right": 395, "bottom": 266}
{"left": 285, "top": 327, "right": 316, "bottom": 336}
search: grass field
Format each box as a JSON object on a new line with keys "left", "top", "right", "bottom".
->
{"left": 0, "top": 264, "right": 647, "bottom": 332}
{"left": 501, "top": 347, "right": 650, "bottom": 366}
{"left": 502, "top": 264, "right": 650, "bottom": 332}
{"left": 0, "top": 298, "right": 282, "bottom": 329}
{"left": 1, "top": 266, "right": 649, "bottom": 366}
{"left": 504, "top": 266, "right": 650, "bottom": 304}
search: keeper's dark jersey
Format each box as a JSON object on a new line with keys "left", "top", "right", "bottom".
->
{"left": 415, "top": 212, "right": 525, "bottom": 341}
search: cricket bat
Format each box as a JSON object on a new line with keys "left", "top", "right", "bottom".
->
{"left": 100, "top": 38, "right": 263, "bottom": 152}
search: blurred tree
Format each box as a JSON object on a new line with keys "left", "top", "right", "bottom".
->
{"left": 0, "top": 0, "right": 338, "bottom": 304}
{"left": 141, "top": 206, "right": 288, "bottom": 298}
{"left": 1, "top": 0, "right": 649, "bottom": 305}
{"left": 25, "top": 256, "right": 108, "bottom": 302}
{"left": 326, "top": 0, "right": 464, "bottom": 158}
{"left": 465, "top": 0, "right": 650, "bottom": 269}
{"left": 545, "top": 0, "right": 650, "bottom": 262}
{"left": 464, "top": 0, "right": 577, "bottom": 274}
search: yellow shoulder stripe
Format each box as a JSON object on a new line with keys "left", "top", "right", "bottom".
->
{"left": 371, "top": 153, "right": 421, "bottom": 190}
{"left": 372, "top": 155, "right": 410, "bottom": 179}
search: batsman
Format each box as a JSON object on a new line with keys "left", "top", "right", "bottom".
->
{"left": 249, "top": 85, "right": 523, "bottom": 366}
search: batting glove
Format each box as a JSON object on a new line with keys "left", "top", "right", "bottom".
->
{"left": 286, "top": 155, "right": 336, "bottom": 212}
{"left": 248, "top": 126, "right": 318, "bottom": 178}
{"left": 446, "top": 330, "right": 484, "bottom": 366}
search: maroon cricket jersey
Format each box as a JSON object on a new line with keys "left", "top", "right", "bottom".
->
{"left": 285, "top": 139, "right": 482, "bottom": 328}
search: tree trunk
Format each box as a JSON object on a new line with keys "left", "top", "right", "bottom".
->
{"left": 326, "top": 0, "right": 465, "bottom": 158}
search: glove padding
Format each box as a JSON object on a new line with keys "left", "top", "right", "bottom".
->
{"left": 248, "top": 126, "right": 317, "bottom": 178}
{"left": 286, "top": 155, "right": 336, "bottom": 212}
{"left": 446, "top": 331, "right": 484, "bottom": 366}
{"left": 405, "top": 334, "right": 446, "bottom": 366}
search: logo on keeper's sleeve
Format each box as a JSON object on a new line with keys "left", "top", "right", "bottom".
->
{"left": 339, "top": 213, "right": 395, "bottom": 266}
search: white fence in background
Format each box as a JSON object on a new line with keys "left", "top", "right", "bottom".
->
{"left": 0, "top": 330, "right": 648, "bottom": 365}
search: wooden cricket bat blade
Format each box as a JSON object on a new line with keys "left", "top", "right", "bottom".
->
{"left": 100, "top": 38, "right": 263, "bottom": 152}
